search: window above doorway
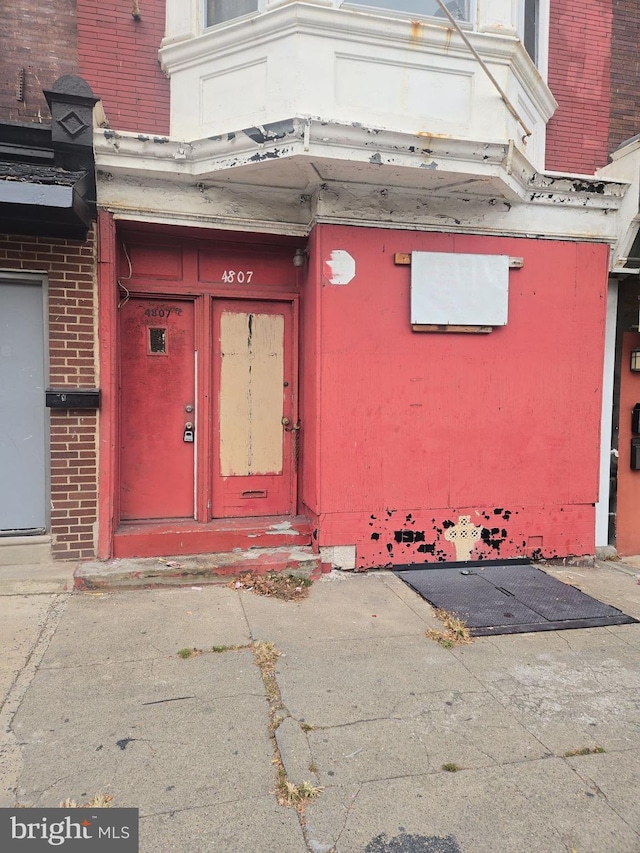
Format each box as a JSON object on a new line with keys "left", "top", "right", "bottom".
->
{"left": 344, "top": 1, "right": 471, "bottom": 22}
{"left": 203, "top": 0, "right": 473, "bottom": 29}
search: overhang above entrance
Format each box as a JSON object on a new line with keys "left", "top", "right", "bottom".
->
{"left": 95, "top": 119, "right": 628, "bottom": 244}
{"left": 0, "top": 76, "right": 98, "bottom": 240}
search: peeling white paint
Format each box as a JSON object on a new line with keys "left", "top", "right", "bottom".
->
{"left": 266, "top": 520, "right": 299, "bottom": 536}
{"left": 325, "top": 250, "right": 356, "bottom": 285}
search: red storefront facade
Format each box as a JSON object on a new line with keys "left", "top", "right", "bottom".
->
{"left": 7, "top": 0, "right": 640, "bottom": 570}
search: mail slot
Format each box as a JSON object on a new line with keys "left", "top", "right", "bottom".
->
{"left": 46, "top": 389, "right": 101, "bottom": 410}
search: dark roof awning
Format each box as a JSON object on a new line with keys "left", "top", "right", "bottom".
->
{"left": 0, "top": 76, "right": 97, "bottom": 240}
{"left": 0, "top": 162, "right": 93, "bottom": 239}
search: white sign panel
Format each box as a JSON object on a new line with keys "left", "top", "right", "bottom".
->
{"left": 411, "top": 252, "right": 510, "bottom": 326}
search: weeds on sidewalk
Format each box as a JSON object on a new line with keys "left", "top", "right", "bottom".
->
{"left": 176, "top": 639, "right": 322, "bottom": 812}
{"left": 251, "top": 641, "right": 322, "bottom": 811}
{"left": 276, "top": 773, "right": 322, "bottom": 809}
{"left": 426, "top": 609, "right": 472, "bottom": 648}
{"left": 59, "top": 794, "right": 113, "bottom": 808}
{"left": 441, "top": 762, "right": 462, "bottom": 772}
{"left": 563, "top": 746, "right": 605, "bottom": 757}
{"left": 177, "top": 647, "right": 201, "bottom": 659}
{"left": 229, "top": 572, "right": 312, "bottom": 601}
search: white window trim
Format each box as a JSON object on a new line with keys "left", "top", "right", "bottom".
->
{"left": 200, "top": 0, "right": 478, "bottom": 31}
{"left": 517, "top": 0, "right": 549, "bottom": 80}
{"left": 340, "top": 1, "right": 476, "bottom": 25}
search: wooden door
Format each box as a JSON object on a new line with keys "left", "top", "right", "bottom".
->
{"left": 119, "top": 298, "right": 195, "bottom": 520}
{"left": 212, "top": 300, "right": 295, "bottom": 517}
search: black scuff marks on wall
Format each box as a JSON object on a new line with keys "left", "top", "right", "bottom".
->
{"left": 481, "top": 527, "right": 508, "bottom": 551}
{"left": 394, "top": 530, "right": 426, "bottom": 543}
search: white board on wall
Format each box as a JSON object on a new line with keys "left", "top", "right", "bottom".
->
{"left": 410, "top": 252, "right": 510, "bottom": 326}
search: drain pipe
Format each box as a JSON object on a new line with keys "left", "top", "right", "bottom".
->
{"left": 433, "top": 0, "right": 532, "bottom": 142}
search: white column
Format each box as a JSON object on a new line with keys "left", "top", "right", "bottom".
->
{"left": 164, "top": 0, "right": 200, "bottom": 45}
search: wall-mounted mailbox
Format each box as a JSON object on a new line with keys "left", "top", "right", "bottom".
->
{"left": 632, "top": 404, "right": 640, "bottom": 435}
{"left": 631, "top": 438, "right": 640, "bottom": 471}
{"left": 46, "top": 389, "right": 101, "bottom": 410}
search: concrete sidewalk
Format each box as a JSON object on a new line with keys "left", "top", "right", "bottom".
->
{"left": 0, "top": 562, "right": 639, "bottom": 852}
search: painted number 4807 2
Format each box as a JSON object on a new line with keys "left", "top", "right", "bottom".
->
{"left": 221, "top": 270, "right": 253, "bottom": 284}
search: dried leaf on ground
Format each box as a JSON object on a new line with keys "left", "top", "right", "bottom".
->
{"left": 229, "top": 572, "right": 312, "bottom": 601}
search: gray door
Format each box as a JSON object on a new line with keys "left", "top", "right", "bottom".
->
{"left": 0, "top": 279, "right": 47, "bottom": 532}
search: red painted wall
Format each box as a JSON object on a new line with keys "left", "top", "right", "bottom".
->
{"left": 302, "top": 225, "right": 609, "bottom": 568}
{"left": 77, "top": 0, "right": 169, "bottom": 134}
{"left": 546, "top": 0, "right": 612, "bottom": 173}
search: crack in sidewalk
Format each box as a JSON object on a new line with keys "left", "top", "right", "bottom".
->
{"left": 0, "top": 593, "right": 70, "bottom": 806}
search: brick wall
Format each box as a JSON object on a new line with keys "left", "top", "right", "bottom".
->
{"left": 0, "top": 0, "right": 78, "bottom": 122}
{"left": 0, "top": 232, "right": 98, "bottom": 559}
{"left": 546, "top": 0, "right": 613, "bottom": 174}
{"left": 77, "top": 0, "right": 170, "bottom": 135}
{"left": 609, "top": 0, "right": 640, "bottom": 155}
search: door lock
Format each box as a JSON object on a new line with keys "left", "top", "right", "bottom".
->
{"left": 183, "top": 422, "right": 194, "bottom": 443}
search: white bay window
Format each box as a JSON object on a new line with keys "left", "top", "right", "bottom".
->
{"left": 166, "top": 0, "right": 554, "bottom": 171}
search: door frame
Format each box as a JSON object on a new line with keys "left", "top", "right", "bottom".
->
{"left": 0, "top": 270, "right": 50, "bottom": 535}
{"left": 98, "top": 217, "right": 302, "bottom": 558}
{"left": 116, "top": 291, "right": 299, "bottom": 525}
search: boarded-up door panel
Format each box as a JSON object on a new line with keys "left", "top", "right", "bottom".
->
{"left": 213, "top": 301, "right": 294, "bottom": 517}
{"left": 119, "top": 298, "right": 195, "bottom": 520}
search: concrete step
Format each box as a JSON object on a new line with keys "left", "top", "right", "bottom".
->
{"left": 112, "top": 515, "right": 314, "bottom": 558}
{"left": 75, "top": 545, "right": 322, "bottom": 591}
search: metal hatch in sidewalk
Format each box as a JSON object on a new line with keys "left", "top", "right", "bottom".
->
{"left": 394, "top": 563, "right": 638, "bottom": 636}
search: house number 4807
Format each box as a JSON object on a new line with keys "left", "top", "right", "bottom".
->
{"left": 222, "top": 270, "right": 254, "bottom": 283}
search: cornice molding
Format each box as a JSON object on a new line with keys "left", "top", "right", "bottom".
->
{"left": 95, "top": 119, "right": 625, "bottom": 212}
